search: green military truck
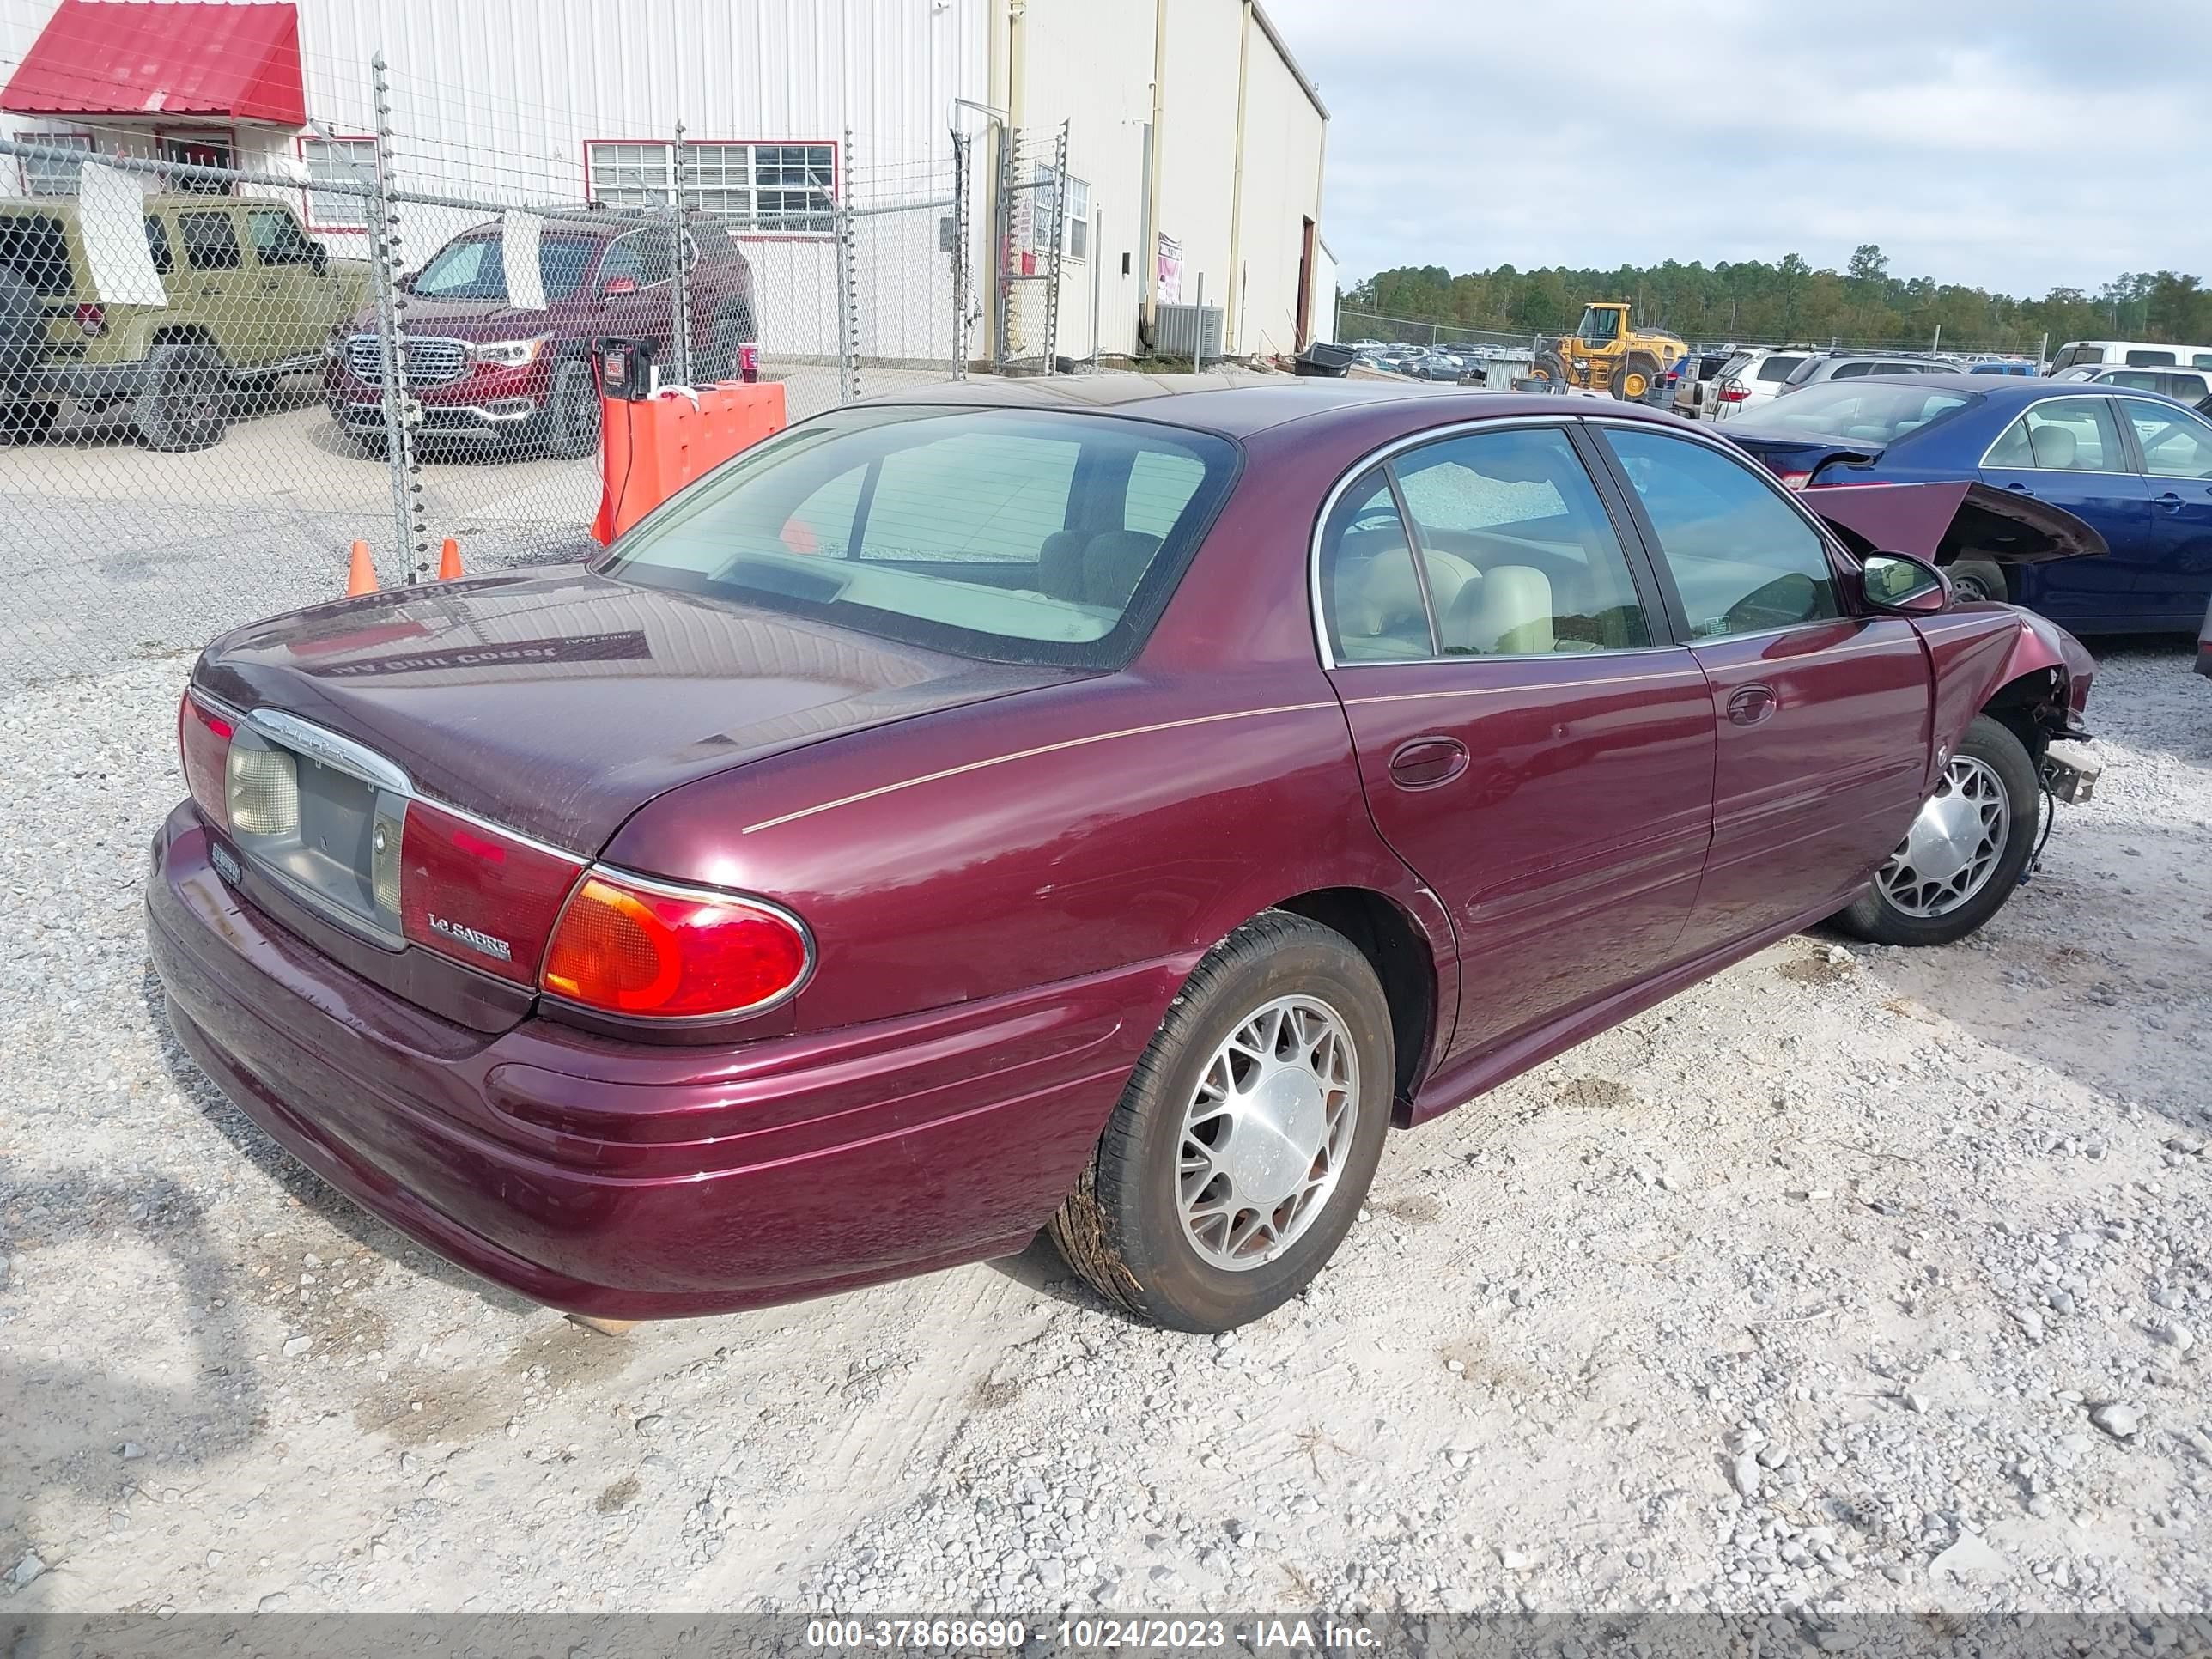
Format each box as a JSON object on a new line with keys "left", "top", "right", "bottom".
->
{"left": 0, "top": 193, "right": 368, "bottom": 451}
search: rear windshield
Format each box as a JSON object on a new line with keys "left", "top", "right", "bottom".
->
{"left": 412, "top": 233, "right": 598, "bottom": 301}
{"left": 1725, "top": 381, "right": 1980, "bottom": 445}
{"left": 0, "top": 211, "right": 73, "bottom": 295}
{"left": 599, "top": 405, "right": 1239, "bottom": 669}
{"left": 1755, "top": 355, "right": 1806, "bottom": 383}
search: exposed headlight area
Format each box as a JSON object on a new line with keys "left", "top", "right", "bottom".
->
{"left": 467, "top": 337, "right": 550, "bottom": 368}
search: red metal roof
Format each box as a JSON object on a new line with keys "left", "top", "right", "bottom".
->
{"left": 3, "top": 1, "right": 306, "bottom": 126}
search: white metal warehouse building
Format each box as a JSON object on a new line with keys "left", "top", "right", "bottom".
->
{"left": 2, "top": 0, "right": 1335, "bottom": 364}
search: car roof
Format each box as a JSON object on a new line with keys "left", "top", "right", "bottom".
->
{"left": 858, "top": 374, "right": 1638, "bottom": 439}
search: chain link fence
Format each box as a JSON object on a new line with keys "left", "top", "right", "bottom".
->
{"left": 0, "top": 54, "right": 966, "bottom": 688}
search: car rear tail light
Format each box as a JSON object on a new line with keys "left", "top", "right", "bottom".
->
{"left": 1777, "top": 471, "right": 1814, "bottom": 491}
{"left": 398, "top": 799, "right": 581, "bottom": 986}
{"left": 542, "top": 873, "right": 810, "bottom": 1018}
{"left": 225, "top": 744, "right": 298, "bottom": 837}
{"left": 178, "top": 690, "right": 234, "bottom": 830}
{"left": 74, "top": 302, "right": 106, "bottom": 337}
{"left": 1718, "top": 385, "right": 1750, "bottom": 403}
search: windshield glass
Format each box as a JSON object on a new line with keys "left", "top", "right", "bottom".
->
{"left": 412, "top": 233, "right": 597, "bottom": 301}
{"left": 599, "top": 405, "right": 1239, "bottom": 668}
{"left": 1726, "top": 381, "right": 1980, "bottom": 445}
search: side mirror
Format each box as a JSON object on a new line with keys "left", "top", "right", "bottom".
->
{"left": 1860, "top": 551, "right": 1950, "bottom": 614}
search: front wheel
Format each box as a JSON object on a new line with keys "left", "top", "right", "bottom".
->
{"left": 1834, "top": 714, "right": 2041, "bottom": 946}
{"left": 540, "top": 357, "right": 601, "bottom": 459}
{"left": 1048, "top": 911, "right": 1394, "bottom": 1332}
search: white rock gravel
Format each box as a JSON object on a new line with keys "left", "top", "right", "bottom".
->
{"left": 0, "top": 645, "right": 2207, "bottom": 1619}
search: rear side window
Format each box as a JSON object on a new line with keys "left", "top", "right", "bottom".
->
{"left": 179, "top": 211, "right": 240, "bottom": 270}
{"left": 2105, "top": 370, "right": 2162, "bottom": 392}
{"left": 1830, "top": 362, "right": 1874, "bottom": 380}
{"left": 1318, "top": 469, "right": 1432, "bottom": 662}
{"left": 2119, "top": 401, "right": 2212, "bottom": 479}
{"left": 2125, "top": 349, "right": 2177, "bottom": 367}
{"left": 1756, "top": 355, "right": 1805, "bottom": 383}
{"left": 0, "top": 211, "right": 73, "bottom": 295}
{"left": 602, "top": 406, "right": 1238, "bottom": 669}
{"left": 143, "top": 216, "right": 173, "bottom": 275}
{"left": 1984, "top": 398, "right": 2129, "bottom": 472}
{"left": 1602, "top": 428, "right": 1839, "bottom": 639}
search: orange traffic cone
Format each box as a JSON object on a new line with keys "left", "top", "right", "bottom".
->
{"left": 344, "top": 539, "right": 378, "bottom": 596}
{"left": 437, "top": 537, "right": 463, "bottom": 580}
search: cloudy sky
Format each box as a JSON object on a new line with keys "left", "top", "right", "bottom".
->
{"left": 1261, "top": 0, "right": 2211, "bottom": 297}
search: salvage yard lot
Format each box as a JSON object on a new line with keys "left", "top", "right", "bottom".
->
{"left": 1, "top": 646, "right": 2206, "bottom": 1615}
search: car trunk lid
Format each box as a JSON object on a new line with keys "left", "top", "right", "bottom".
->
{"left": 189, "top": 566, "right": 1078, "bottom": 1027}
{"left": 1806, "top": 480, "right": 2109, "bottom": 568}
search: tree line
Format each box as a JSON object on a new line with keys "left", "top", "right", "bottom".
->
{"left": 1343, "top": 246, "right": 2212, "bottom": 353}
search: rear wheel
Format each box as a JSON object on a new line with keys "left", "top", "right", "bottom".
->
{"left": 1533, "top": 349, "right": 1571, "bottom": 387}
{"left": 1049, "top": 911, "right": 1394, "bottom": 1332}
{"left": 136, "top": 343, "right": 232, "bottom": 452}
{"left": 1834, "top": 714, "right": 2041, "bottom": 946}
{"left": 2, "top": 399, "right": 58, "bottom": 443}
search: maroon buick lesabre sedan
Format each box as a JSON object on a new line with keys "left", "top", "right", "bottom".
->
{"left": 149, "top": 380, "right": 2100, "bottom": 1332}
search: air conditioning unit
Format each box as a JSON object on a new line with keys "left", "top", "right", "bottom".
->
{"left": 1155, "top": 302, "right": 1223, "bottom": 361}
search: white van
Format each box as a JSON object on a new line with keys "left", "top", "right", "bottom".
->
{"left": 2047, "top": 339, "right": 2212, "bottom": 374}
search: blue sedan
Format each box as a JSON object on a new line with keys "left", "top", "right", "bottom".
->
{"left": 1722, "top": 374, "right": 2212, "bottom": 633}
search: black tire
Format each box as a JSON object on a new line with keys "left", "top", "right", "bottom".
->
{"left": 1834, "top": 714, "right": 2042, "bottom": 947}
{"left": 1048, "top": 910, "right": 1395, "bottom": 1332}
{"left": 1615, "top": 349, "right": 1663, "bottom": 403}
{"left": 541, "top": 357, "right": 601, "bottom": 459}
{"left": 1533, "top": 349, "right": 1571, "bottom": 387}
{"left": 1947, "top": 559, "right": 2007, "bottom": 604}
{"left": 135, "top": 342, "right": 232, "bottom": 452}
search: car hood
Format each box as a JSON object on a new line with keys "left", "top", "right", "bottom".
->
{"left": 345, "top": 296, "right": 578, "bottom": 334}
{"left": 192, "top": 565, "right": 1080, "bottom": 854}
{"left": 1808, "top": 480, "right": 2108, "bottom": 568}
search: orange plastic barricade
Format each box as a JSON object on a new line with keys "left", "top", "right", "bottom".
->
{"left": 591, "top": 380, "right": 787, "bottom": 545}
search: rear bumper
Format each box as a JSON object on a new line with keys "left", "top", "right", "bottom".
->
{"left": 146, "top": 803, "right": 1156, "bottom": 1318}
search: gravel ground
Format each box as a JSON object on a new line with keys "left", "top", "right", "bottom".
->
{"left": 0, "top": 643, "right": 2206, "bottom": 1619}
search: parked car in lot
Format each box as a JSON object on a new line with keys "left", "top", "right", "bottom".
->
{"left": 1723, "top": 374, "right": 2212, "bottom": 630}
{"left": 1969, "top": 359, "right": 2043, "bottom": 377}
{"left": 1710, "top": 345, "right": 1816, "bottom": 419}
{"left": 2052, "top": 363, "right": 2212, "bottom": 403}
{"left": 1778, "top": 351, "right": 1965, "bottom": 392}
{"left": 2048, "top": 339, "right": 2212, "bottom": 375}
{"left": 149, "top": 380, "right": 2099, "bottom": 1333}
{"left": 1, "top": 194, "right": 366, "bottom": 449}
{"left": 325, "top": 211, "right": 757, "bottom": 457}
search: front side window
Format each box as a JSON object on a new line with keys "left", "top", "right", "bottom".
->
{"left": 246, "top": 208, "right": 316, "bottom": 266}
{"left": 1603, "top": 428, "right": 1839, "bottom": 639}
{"left": 1984, "top": 397, "right": 2128, "bottom": 472}
{"left": 1392, "top": 427, "right": 1650, "bottom": 653}
{"left": 2120, "top": 400, "right": 2212, "bottom": 479}
{"left": 412, "top": 234, "right": 597, "bottom": 302}
{"left": 600, "top": 406, "right": 1237, "bottom": 668}
{"left": 178, "top": 211, "right": 240, "bottom": 271}
{"left": 1576, "top": 309, "right": 1623, "bottom": 345}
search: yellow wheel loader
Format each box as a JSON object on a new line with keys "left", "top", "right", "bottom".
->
{"left": 1529, "top": 302, "right": 1687, "bottom": 402}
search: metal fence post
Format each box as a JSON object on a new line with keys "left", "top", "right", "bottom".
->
{"left": 1040, "top": 119, "right": 1068, "bottom": 375}
{"left": 950, "top": 129, "right": 971, "bottom": 382}
{"left": 670, "top": 118, "right": 692, "bottom": 383}
{"left": 835, "top": 129, "right": 861, "bottom": 404}
{"left": 369, "top": 51, "right": 428, "bottom": 585}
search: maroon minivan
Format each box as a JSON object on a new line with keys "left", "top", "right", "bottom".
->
{"left": 324, "top": 212, "right": 757, "bottom": 457}
{"left": 151, "top": 380, "right": 2100, "bottom": 1333}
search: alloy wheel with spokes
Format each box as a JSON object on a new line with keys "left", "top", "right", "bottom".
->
{"left": 1874, "top": 754, "right": 2010, "bottom": 918}
{"left": 1177, "top": 995, "right": 1359, "bottom": 1272}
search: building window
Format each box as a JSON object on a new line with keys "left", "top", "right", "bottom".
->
{"left": 1029, "top": 166, "right": 1089, "bottom": 261}
{"left": 301, "top": 136, "right": 377, "bottom": 229}
{"left": 15, "top": 131, "right": 91, "bottom": 196}
{"left": 586, "top": 141, "right": 836, "bottom": 231}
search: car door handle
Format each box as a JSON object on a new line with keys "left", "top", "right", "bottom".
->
{"left": 2003, "top": 482, "right": 2035, "bottom": 496}
{"left": 2155, "top": 491, "right": 2185, "bottom": 513}
{"left": 1725, "top": 684, "right": 1778, "bottom": 726}
{"left": 1387, "top": 736, "right": 1469, "bottom": 790}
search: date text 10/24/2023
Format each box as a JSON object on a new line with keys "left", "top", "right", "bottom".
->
{"left": 802, "top": 1620, "right": 1383, "bottom": 1651}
